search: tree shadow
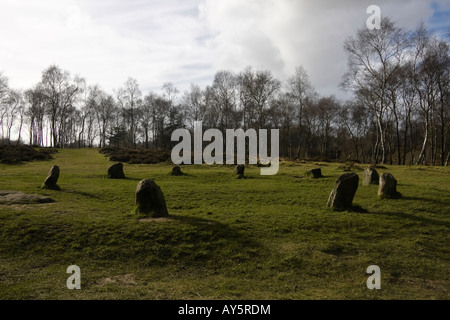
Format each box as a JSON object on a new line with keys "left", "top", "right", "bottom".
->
{"left": 331, "top": 205, "right": 369, "bottom": 213}
{"left": 363, "top": 210, "right": 450, "bottom": 229}
{"left": 169, "top": 172, "right": 193, "bottom": 177}
{"left": 135, "top": 213, "right": 264, "bottom": 268}
{"left": 124, "top": 177, "right": 143, "bottom": 181}
{"left": 402, "top": 196, "right": 450, "bottom": 207}
{"left": 61, "top": 189, "right": 101, "bottom": 199}
{"left": 142, "top": 214, "right": 261, "bottom": 250}
{"left": 0, "top": 161, "right": 28, "bottom": 166}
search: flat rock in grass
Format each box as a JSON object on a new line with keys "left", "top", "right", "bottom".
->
{"left": 363, "top": 167, "right": 379, "bottom": 186}
{"left": 378, "top": 173, "right": 402, "bottom": 199}
{"left": 134, "top": 179, "right": 169, "bottom": 218}
{"left": 108, "top": 162, "right": 125, "bottom": 179}
{"left": 0, "top": 190, "right": 54, "bottom": 204}
{"left": 327, "top": 173, "right": 359, "bottom": 209}
{"left": 41, "top": 165, "right": 60, "bottom": 190}
{"left": 233, "top": 164, "right": 245, "bottom": 176}
{"left": 305, "top": 168, "right": 323, "bottom": 179}
{"left": 170, "top": 165, "right": 183, "bottom": 176}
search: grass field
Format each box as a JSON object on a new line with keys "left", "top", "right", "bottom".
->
{"left": 0, "top": 148, "right": 449, "bottom": 300}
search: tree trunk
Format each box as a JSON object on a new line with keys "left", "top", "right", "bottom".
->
{"left": 402, "top": 109, "right": 410, "bottom": 165}
{"left": 417, "top": 119, "right": 429, "bottom": 165}
{"left": 375, "top": 115, "right": 387, "bottom": 164}
{"left": 394, "top": 113, "right": 401, "bottom": 165}
{"left": 16, "top": 114, "right": 23, "bottom": 145}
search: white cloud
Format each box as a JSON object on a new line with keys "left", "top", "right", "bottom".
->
{"left": 0, "top": 0, "right": 212, "bottom": 94}
{"left": 0, "top": 0, "right": 447, "bottom": 100}
{"left": 199, "top": 0, "right": 439, "bottom": 98}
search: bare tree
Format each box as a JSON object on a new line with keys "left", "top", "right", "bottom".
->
{"left": 4, "top": 89, "right": 23, "bottom": 142}
{"left": 141, "top": 91, "right": 158, "bottom": 149}
{"left": 271, "top": 92, "right": 295, "bottom": 157}
{"left": 182, "top": 83, "right": 206, "bottom": 129}
{"left": 39, "top": 65, "right": 81, "bottom": 147}
{"left": 238, "top": 67, "right": 280, "bottom": 130}
{"left": 342, "top": 18, "right": 409, "bottom": 164}
{"left": 316, "top": 96, "right": 340, "bottom": 157}
{"left": 0, "top": 73, "right": 8, "bottom": 102}
{"left": 287, "top": 66, "right": 315, "bottom": 158}
{"left": 94, "top": 90, "right": 116, "bottom": 148}
{"left": 116, "top": 77, "right": 142, "bottom": 147}
{"left": 25, "top": 85, "right": 46, "bottom": 146}
{"left": 0, "top": 73, "right": 9, "bottom": 141}
{"left": 162, "top": 82, "right": 183, "bottom": 139}
{"left": 414, "top": 37, "right": 449, "bottom": 165}
{"left": 210, "top": 70, "right": 238, "bottom": 132}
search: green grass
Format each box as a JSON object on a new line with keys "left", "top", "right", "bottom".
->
{"left": 0, "top": 148, "right": 449, "bottom": 299}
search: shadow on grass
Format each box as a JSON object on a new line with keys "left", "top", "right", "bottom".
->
{"left": 331, "top": 205, "right": 369, "bottom": 213}
{"left": 61, "top": 189, "right": 101, "bottom": 199}
{"left": 366, "top": 210, "right": 450, "bottom": 229}
{"left": 141, "top": 214, "right": 261, "bottom": 248}
{"left": 402, "top": 196, "right": 450, "bottom": 207}
{"left": 103, "top": 176, "right": 143, "bottom": 181}
{"left": 169, "top": 172, "right": 194, "bottom": 177}
{"left": 124, "top": 177, "right": 144, "bottom": 181}
{"left": 135, "top": 214, "right": 262, "bottom": 266}
{"left": 0, "top": 161, "right": 28, "bottom": 166}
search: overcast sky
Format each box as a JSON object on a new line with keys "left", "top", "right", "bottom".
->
{"left": 1, "top": 0, "right": 449, "bottom": 100}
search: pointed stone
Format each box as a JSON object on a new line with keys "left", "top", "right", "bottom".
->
{"left": 108, "top": 162, "right": 125, "bottom": 179}
{"left": 327, "top": 173, "right": 359, "bottom": 209}
{"left": 42, "top": 165, "right": 60, "bottom": 190}
{"left": 233, "top": 164, "right": 245, "bottom": 176}
{"left": 306, "top": 168, "right": 323, "bottom": 179}
{"left": 134, "top": 179, "right": 169, "bottom": 218}
{"left": 378, "top": 173, "right": 402, "bottom": 199}
{"left": 170, "top": 165, "right": 183, "bottom": 176}
{"left": 363, "top": 167, "right": 379, "bottom": 186}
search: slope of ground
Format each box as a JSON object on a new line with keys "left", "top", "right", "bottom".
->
{"left": 0, "top": 148, "right": 449, "bottom": 299}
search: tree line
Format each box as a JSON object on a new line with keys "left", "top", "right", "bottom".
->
{"left": 0, "top": 18, "right": 449, "bottom": 165}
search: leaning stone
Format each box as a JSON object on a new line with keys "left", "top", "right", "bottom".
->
{"left": 108, "top": 162, "right": 125, "bottom": 179}
{"left": 305, "top": 168, "right": 323, "bottom": 179}
{"left": 378, "top": 173, "right": 402, "bottom": 199}
{"left": 363, "top": 167, "right": 379, "bottom": 186}
{"left": 327, "top": 173, "right": 359, "bottom": 209}
{"left": 42, "top": 165, "right": 60, "bottom": 190}
{"left": 134, "top": 179, "right": 169, "bottom": 218}
{"left": 233, "top": 164, "right": 245, "bottom": 176}
{"left": 170, "top": 165, "right": 183, "bottom": 176}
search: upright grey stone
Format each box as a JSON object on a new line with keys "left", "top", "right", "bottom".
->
{"left": 233, "top": 164, "right": 245, "bottom": 176}
{"left": 134, "top": 179, "right": 169, "bottom": 218}
{"left": 170, "top": 165, "right": 183, "bottom": 176}
{"left": 306, "top": 168, "right": 323, "bottom": 179}
{"left": 327, "top": 173, "right": 359, "bottom": 209}
{"left": 378, "top": 173, "right": 402, "bottom": 199}
{"left": 42, "top": 165, "right": 60, "bottom": 190}
{"left": 363, "top": 167, "right": 379, "bottom": 186}
{"left": 108, "top": 162, "right": 125, "bottom": 179}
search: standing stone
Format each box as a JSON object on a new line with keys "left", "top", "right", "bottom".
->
{"left": 378, "top": 173, "right": 402, "bottom": 199}
{"left": 363, "top": 167, "right": 379, "bottom": 186}
{"left": 134, "top": 179, "right": 169, "bottom": 218}
{"left": 327, "top": 173, "right": 359, "bottom": 209}
{"left": 108, "top": 162, "right": 126, "bottom": 179}
{"left": 42, "top": 165, "right": 60, "bottom": 190}
{"left": 233, "top": 164, "right": 245, "bottom": 176}
{"left": 306, "top": 168, "right": 323, "bottom": 179}
{"left": 170, "top": 165, "right": 183, "bottom": 176}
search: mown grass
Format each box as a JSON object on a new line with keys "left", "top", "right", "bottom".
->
{"left": 0, "top": 149, "right": 449, "bottom": 300}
